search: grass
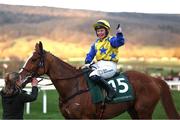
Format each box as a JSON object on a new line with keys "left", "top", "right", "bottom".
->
{"left": 24, "top": 90, "right": 63, "bottom": 119}
{"left": 0, "top": 90, "right": 179, "bottom": 119}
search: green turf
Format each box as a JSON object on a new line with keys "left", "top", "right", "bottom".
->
{"left": 0, "top": 90, "right": 179, "bottom": 119}
{"left": 24, "top": 90, "right": 63, "bottom": 119}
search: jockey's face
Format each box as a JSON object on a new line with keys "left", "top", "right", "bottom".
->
{"left": 96, "top": 28, "right": 106, "bottom": 40}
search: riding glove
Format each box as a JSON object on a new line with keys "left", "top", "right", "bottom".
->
{"left": 116, "top": 24, "right": 122, "bottom": 33}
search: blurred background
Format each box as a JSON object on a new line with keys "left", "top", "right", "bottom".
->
{"left": 0, "top": 1, "right": 179, "bottom": 119}
{"left": 0, "top": 4, "right": 179, "bottom": 80}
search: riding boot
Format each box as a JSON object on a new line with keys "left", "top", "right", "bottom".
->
{"left": 90, "top": 75, "right": 116, "bottom": 101}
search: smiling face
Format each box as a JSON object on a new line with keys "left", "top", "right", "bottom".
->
{"left": 96, "top": 28, "right": 106, "bottom": 40}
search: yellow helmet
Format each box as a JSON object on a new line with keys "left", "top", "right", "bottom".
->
{"left": 93, "top": 20, "right": 110, "bottom": 30}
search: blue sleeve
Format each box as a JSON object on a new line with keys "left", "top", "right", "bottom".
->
{"left": 85, "top": 43, "right": 96, "bottom": 64}
{"left": 110, "top": 33, "right": 125, "bottom": 48}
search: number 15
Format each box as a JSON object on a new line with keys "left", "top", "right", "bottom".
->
{"left": 108, "top": 78, "right": 128, "bottom": 93}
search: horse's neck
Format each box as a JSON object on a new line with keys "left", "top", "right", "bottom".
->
{"left": 46, "top": 53, "right": 81, "bottom": 97}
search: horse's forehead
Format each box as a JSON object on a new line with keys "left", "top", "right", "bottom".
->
{"left": 19, "top": 54, "right": 33, "bottom": 73}
{"left": 23, "top": 51, "right": 39, "bottom": 64}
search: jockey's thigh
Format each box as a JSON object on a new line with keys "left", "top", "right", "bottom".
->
{"left": 89, "top": 60, "right": 117, "bottom": 79}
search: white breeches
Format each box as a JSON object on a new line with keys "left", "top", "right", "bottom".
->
{"left": 89, "top": 60, "right": 117, "bottom": 79}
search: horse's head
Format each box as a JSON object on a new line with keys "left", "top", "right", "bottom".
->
{"left": 19, "top": 41, "right": 48, "bottom": 81}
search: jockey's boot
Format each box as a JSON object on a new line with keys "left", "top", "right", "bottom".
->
{"left": 90, "top": 75, "right": 116, "bottom": 102}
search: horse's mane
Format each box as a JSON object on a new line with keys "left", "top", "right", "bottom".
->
{"left": 46, "top": 51, "right": 81, "bottom": 73}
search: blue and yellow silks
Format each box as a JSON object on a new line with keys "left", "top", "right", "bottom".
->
{"left": 85, "top": 33, "right": 125, "bottom": 64}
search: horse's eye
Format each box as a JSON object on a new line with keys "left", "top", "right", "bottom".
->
{"left": 31, "top": 58, "right": 37, "bottom": 62}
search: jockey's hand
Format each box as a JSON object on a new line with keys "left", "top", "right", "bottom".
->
{"left": 82, "top": 63, "right": 91, "bottom": 69}
{"left": 116, "top": 24, "right": 122, "bottom": 33}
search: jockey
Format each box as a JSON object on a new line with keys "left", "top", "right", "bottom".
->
{"left": 83, "top": 20, "right": 125, "bottom": 101}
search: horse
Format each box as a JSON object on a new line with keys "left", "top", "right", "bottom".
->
{"left": 19, "top": 41, "right": 179, "bottom": 119}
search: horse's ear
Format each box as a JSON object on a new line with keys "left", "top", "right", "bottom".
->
{"left": 39, "top": 41, "right": 43, "bottom": 54}
{"left": 35, "top": 43, "right": 39, "bottom": 51}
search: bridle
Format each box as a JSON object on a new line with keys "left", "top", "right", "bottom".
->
{"left": 21, "top": 50, "right": 45, "bottom": 77}
{"left": 20, "top": 50, "right": 90, "bottom": 104}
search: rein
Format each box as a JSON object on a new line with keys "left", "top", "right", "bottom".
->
{"left": 51, "top": 68, "right": 90, "bottom": 80}
{"left": 36, "top": 77, "right": 53, "bottom": 86}
{"left": 59, "top": 69, "right": 91, "bottom": 104}
{"left": 20, "top": 45, "right": 92, "bottom": 109}
{"left": 22, "top": 64, "right": 90, "bottom": 104}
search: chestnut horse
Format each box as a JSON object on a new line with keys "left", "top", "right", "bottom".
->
{"left": 19, "top": 42, "right": 179, "bottom": 119}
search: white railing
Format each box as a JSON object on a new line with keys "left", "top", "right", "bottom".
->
{"left": 0, "top": 78, "right": 180, "bottom": 114}
{"left": 165, "top": 80, "right": 180, "bottom": 91}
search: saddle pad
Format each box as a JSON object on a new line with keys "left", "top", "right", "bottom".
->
{"left": 83, "top": 69, "right": 134, "bottom": 104}
{"left": 107, "top": 73, "right": 134, "bottom": 104}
